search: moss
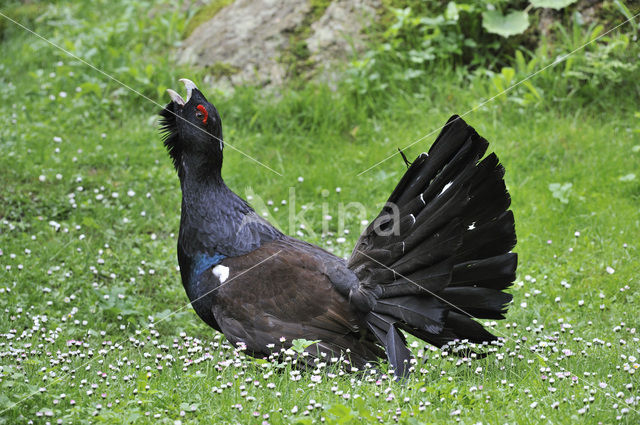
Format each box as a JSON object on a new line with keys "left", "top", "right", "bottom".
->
{"left": 279, "top": 0, "right": 333, "bottom": 81}
{"left": 182, "top": 0, "right": 235, "bottom": 39}
{"left": 205, "top": 61, "right": 240, "bottom": 78}
{"left": 308, "top": 0, "right": 333, "bottom": 21}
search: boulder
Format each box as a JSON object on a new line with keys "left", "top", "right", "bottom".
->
{"left": 177, "top": 0, "right": 379, "bottom": 87}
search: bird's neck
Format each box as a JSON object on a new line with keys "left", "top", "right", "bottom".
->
{"left": 178, "top": 152, "right": 223, "bottom": 189}
{"left": 177, "top": 153, "right": 251, "bottom": 253}
{"left": 176, "top": 151, "right": 282, "bottom": 264}
{"left": 178, "top": 154, "right": 239, "bottom": 225}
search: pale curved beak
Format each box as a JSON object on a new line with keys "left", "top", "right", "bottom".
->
{"left": 179, "top": 78, "right": 198, "bottom": 103}
{"left": 166, "top": 89, "right": 185, "bottom": 106}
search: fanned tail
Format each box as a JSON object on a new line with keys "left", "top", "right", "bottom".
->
{"left": 348, "top": 116, "right": 517, "bottom": 375}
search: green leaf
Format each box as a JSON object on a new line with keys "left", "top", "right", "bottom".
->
{"left": 523, "top": 80, "right": 543, "bottom": 101}
{"left": 530, "top": 0, "right": 578, "bottom": 9}
{"left": 82, "top": 216, "right": 100, "bottom": 229}
{"left": 501, "top": 67, "right": 516, "bottom": 85}
{"left": 1, "top": 380, "right": 15, "bottom": 389}
{"left": 515, "top": 50, "right": 526, "bottom": 72}
{"left": 548, "top": 182, "right": 573, "bottom": 204}
{"left": 291, "top": 338, "right": 320, "bottom": 353}
{"left": 179, "top": 402, "right": 199, "bottom": 411}
{"left": 612, "top": 0, "right": 637, "bottom": 35}
{"left": 445, "top": 2, "right": 459, "bottom": 22}
{"left": 353, "top": 397, "right": 376, "bottom": 420}
{"left": 492, "top": 74, "right": 506, "bottom": 94}
{"left": 79, "top": 82, "right": 103, "bottom": 97}
{"left": 326, "top": 403, "right": 357, "bottom": 423}
{"left": 619, "top": 173, "right": 636, "bottom": 182}
{"left": 482, "top": 10, "right": 529, "bottom": 38}
{"left": 0, "top": 394, "right": 11, "bottom": 410}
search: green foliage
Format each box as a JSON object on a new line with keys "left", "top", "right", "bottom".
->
{"left": 381, "top": 1, "right": 495, "bottom": 63}
{"left": 345, "top": 2, "right": 495, "bottom": 95}
{"left": 611, "top": 0, "right": 638, "bottom": 35}
{"left": 0, "top": 1, "right": 43, "bottom": 38}
{"left": 325, "top": 397, "right": 378, "bottom": 424}
{"left": 489, "top": 63, "right": 542, "bottom": 106}
{"left": 354, "top": 2, "right": 639, "bottom": 107}
{"left": 353, "top": 0, "right": 639, "bottom": 98}
{"left": 482, "top": 9, "right": 530, "bottom": 38}
{"left": 345, "top": 0, "right": 629, "bottom": 96}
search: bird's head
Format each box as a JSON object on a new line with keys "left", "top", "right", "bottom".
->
{"left": 159, "top": 79, "right": 223, "bottom": 173}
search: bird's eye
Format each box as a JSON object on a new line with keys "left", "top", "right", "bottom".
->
{"left": 196, "top": 104, "right": 208, "bottom": 124}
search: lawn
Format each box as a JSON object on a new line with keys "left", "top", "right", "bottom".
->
{"left": 0, "top": 0, "right": 638, "bottom": 424}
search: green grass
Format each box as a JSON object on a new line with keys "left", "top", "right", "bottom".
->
{"left": 1, "top": 0, "right": 639, "bottom": 424}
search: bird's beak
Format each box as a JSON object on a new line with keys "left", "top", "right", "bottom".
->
{"left": 166, "top": 79, "right": 199, "bottom": 106}
{"left": 166, "top": 89, "right": 186, "bottom": 106}
{"left": 179, "top": 78, "right": 198, "bottom": 103}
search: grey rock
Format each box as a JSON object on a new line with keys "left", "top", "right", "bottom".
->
{"left": 178, "top": 0, "right": 311, "bottom": 87}
{"left": 307, "top": 0, "right": 379, "bottom": 63}
{"left": 178, "top": 0, "right": 380, "bottom": 87}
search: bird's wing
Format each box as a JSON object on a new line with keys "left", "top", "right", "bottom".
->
{"left": 202, "top": 239, "right": 383, "bottom": 365}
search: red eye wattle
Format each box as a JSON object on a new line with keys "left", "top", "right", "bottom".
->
{"left": 196, "top": 104, "right": 208, "bottom": 124}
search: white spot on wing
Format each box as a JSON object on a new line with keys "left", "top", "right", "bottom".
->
{"left": 419, "top": 193, "right": 426, "bottom": 206}
{"left": 409, "top": 214, "right": 416, "bottom": 225}
{"left": 439, "top": 181, "right": 453, "bottom": 196}
{"left": 212, "top": 265, "right": 229, "bottom": 283}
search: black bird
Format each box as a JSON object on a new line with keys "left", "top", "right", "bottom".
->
{"left": 160, "top": 79, "right": 516, "bottom": 376}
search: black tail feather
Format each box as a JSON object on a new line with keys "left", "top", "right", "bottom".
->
{"left": 389, "top": 219, "right": 463, "bottom": 275}
{"left": 349, "top": 115, "right": 516, "bottom": 372}
{"left": 439, "top": 287, "right": 513, "bottom": 319}
{"left": 377, "top": 258, "right": 454, "bottom": 297}
{"left": 385, "top": 323, "right": 412, "bottom": 377}
{"left": 405, "top": 311, "right": 500, "bottom": 348}
{"left": 451, "top": 253, "right": 517, "bottom": 290}
{"left": 366, "top": 312, "right": 412, "bottom": 377}
{"left": 374, "top": 296, "right": 447, "bottom": 334}
{"left": 453, "top": 210, "right": 516, "bottom": 264}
